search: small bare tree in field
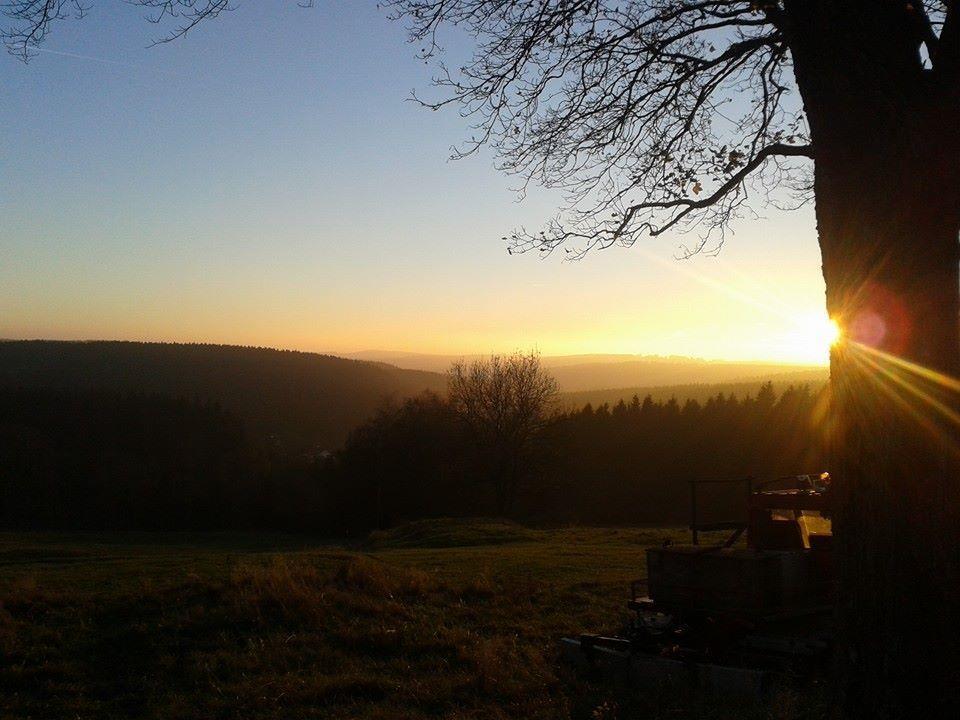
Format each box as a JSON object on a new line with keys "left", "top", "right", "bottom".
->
{"left": 448, "top": 353, "right": 558, "bottom": 516}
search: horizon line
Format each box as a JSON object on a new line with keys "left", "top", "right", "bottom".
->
{"left": 0, "top": 336, "right": 830, "bottom": 368}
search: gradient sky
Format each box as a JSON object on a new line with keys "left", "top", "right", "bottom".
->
{"left": 0, "top": 2, "right": 830, "bottom": 364}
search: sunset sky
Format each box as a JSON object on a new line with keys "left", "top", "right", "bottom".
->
{"left": 1, "top": 2, "right": 830, "bottom": 365}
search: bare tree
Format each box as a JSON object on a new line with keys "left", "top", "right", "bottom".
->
{"left": 385, "top": 3, "right": 960, "bottom": 718}
{"left": 448, "top": 352, "right": 558, "bottom": 515}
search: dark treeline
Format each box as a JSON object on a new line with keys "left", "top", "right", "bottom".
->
{"left": 332, "top": 383, "right": 828, "bottom": 530}
{"left": 553, "top": 385, "right": 827, "bottom": 525}
{"left": 0, "top": 383, "right": 826, "bottom": 531}
{"left": 0, "top": 388, "right": 323, "bottom": 530}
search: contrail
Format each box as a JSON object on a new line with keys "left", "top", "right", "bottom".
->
{"left": 32, "top": 46, "right": 136, "bottom": 68}
{"left": 30, "top": 46, "right": 179, "bottom": 78}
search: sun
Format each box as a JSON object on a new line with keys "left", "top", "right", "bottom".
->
{"left": 803, "top": 314, "right": 841, "bottom": 349}
{"left": 805, "top": 314, "right": 842, "bottom": 349}
{"left": 784, "top": 313, "right": 842, "bottom": 364}
{"left": 822, "top": 317, "right": 842, "bottom": 347}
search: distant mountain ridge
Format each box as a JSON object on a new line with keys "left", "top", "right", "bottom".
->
{"left": 0, "top": 341, "right": 828, "bottom": 451}
{"left": 347, "top": 350, "right": 711, "bottom": 368}
{"left": 346, "top": 350, "right": 825, "bottom": 392}
{"left": 0, "top": 340, "right": 446, "bottom": 451}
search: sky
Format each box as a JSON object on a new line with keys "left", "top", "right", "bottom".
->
{"left": 0, "top": 2, "right": 831, "bottom": 364}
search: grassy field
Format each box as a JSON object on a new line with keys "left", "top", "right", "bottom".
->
{"left": 0, "top": 521, "right": 825, "bottom": 719}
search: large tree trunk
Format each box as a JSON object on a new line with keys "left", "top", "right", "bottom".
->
{"left": 821, "top": 186, "right": 960, "bottom": 719}
{"left": 784, "top": 2, "right": 960, "bottom": 717}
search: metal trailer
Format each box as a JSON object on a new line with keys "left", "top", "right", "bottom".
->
{"left": 562, "top": 473, "right": 835, "bottom": 694}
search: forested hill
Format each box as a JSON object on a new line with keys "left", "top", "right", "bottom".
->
{"left": 0, "top": 341, "right": 446, "bottom": 451}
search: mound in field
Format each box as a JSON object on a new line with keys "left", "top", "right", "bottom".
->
{"left": 365, "top": 518, "right": 540, "bottom": 549}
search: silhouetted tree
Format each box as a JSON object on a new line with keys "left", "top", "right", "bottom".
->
{"left": 448, "top": 353, "right": 559, "bottom": 515}
{"left": 384, "top": 3, "right": 960, "bottom": 715}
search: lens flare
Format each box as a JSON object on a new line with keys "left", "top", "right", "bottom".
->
{"left": 849, "top": 311, "right": 887, "bottom": 348}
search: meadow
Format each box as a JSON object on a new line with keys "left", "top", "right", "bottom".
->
{"left": 0, "top": 521, "right": 825, "bottom": 719}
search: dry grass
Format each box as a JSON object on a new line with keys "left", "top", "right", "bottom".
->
{"left": 365, "top": 516, "right": 541, "bottom": 549}
{"left": 0, "top": 524, "right": 830, "bottom": 719}
{"left": 332, "top": 555, "right": 436, "bottom": 597}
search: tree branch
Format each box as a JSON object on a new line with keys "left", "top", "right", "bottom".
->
{"left": 622, "top": 142, "right": 813, "bottom": 237}
{"left": 391, "top": 2, "right": 815, "bottom": 258}
{"left": 1, "top": 0, "right": 233, "bottom": 59}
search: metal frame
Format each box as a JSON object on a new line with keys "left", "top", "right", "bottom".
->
{"left": 689, "top": 476, "right": 753, "bottom": 545}
{"left": 688, "top": 473, "right": 827, "bottom": 545}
